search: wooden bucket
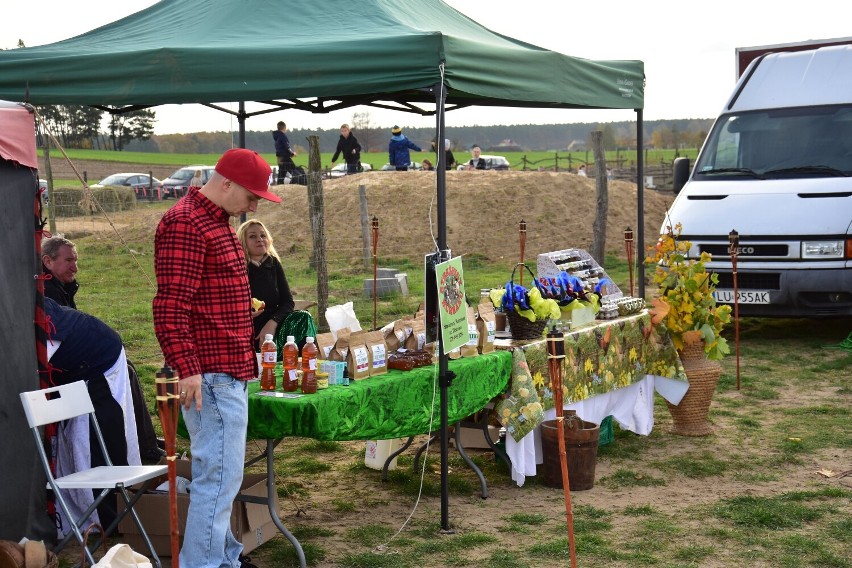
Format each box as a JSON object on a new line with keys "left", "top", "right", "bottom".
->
{"left": 540, "top": 413, "right": 599, "bottom": 491}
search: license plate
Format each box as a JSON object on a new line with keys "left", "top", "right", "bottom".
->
{"left": 713, "top": 290, "right": 771, "bottom": 304}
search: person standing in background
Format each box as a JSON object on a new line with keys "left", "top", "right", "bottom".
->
{"left": 464, "top": 144, "right": 486, "bottom": 170}
{"left": 153, "top": 148, "right": 281, "bottom": 568}
{"left": 189, "top": 169, "right": 203, "bottom": 188}
{"left": 273, "top": 121, "right": 297, "bottom": 184}
{"left": 331, "top": 123, "right": 363, "bottom": 174}
{"left": 388, "top": 125, "right": 421, "bottom": 171}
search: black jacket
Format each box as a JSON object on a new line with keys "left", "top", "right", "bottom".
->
{"left": 332, "top": 133, "right": 362, "bottom": 164}
{"left": 248, "top": 255, "right": 295, "bottom": 343}
{"left": 43, "top": 268, "right": 79, "bottom": 309}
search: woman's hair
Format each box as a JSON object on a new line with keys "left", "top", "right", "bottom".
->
{"left": 194, "top": 169, "right": 201, "bottom": 177}
{"left": 237, "top": 219, "right": 280, "bottom": 262}
{"left": 340, "top": 123, "right": 349, "bottom": 130}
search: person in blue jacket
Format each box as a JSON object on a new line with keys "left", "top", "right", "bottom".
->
{"left": 388, "top": 125, "right": 421, "bottom": 171}
{"left": 273, "top": 121, "right": 297, "bottom": 183}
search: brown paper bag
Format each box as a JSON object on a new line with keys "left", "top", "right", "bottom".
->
{"left": 347, "top": 330, "right": 371, "bottom": 380}
{"left": 460, "top": 305, "right": 480, "bottom": 358}
{"left": 365, "top": 330, "right": 388, "bottom": 376}
{"left": 405, "top": 318, "right": 427, "bottom": 351}
{"left": 329, "top": 327, "right": 351, "bottom": 362}
{"left": 477, "top": 302, "right": 497, "bottom": 354}
{"left": 316, "top": 332, "right": 336, "bottom": 360}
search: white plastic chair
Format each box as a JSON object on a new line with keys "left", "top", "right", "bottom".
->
{"left": 20, "top": 380, "right": 167, "bottom": 568}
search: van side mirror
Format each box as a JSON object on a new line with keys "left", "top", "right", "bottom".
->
{"left": 672, "top": 157, "right": 690, "bottom": 194}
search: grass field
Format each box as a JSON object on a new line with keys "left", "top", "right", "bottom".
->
{"left": 39, "top": 147, "right": 698, "bottom": 184}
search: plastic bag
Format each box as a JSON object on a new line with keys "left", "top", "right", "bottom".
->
{"left": 325, "top": 302, "right": 362, "bottom": 339}
{"left": 92, "top": 543, "right": 152, "bottom": 568}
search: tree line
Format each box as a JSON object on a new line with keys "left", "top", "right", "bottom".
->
{"left": 34, "top": 104, "right": 712, "bottom": 155}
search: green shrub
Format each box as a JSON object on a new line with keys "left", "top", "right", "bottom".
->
{"left": 51, "top": 186, "right": 136, "bottom": 216}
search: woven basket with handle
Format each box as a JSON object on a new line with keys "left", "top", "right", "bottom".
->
{"left": 504, "top": 263, "right": 549, "bottom": 340}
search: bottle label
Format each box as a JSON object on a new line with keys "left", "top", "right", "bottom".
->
{"left": 287, "top": 369, "right": 298, "bottom": 380}
{"left": 308, "top": 358, "right": 317, "bottom": 371}
{"left": 263, "top": 351, "right": 277, "bottom": 364}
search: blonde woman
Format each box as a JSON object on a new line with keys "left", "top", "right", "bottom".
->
{"left": 237, "top": 219, "right": 294, "bottom": 348}
{"left": 189, "top": 169, "right": 203, "bottom": 187}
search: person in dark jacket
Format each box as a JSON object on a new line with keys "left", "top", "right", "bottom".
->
{"left": 464, "top": 144, "right": 487, "bottom": 170}
{"left": 431, "top": 138, "right": 456, "bottom": 170}
{"left": 237, "top": 219, "right": 295, "bottom": 349}
{"left": 388, "top": 125, "right": 421, "bottom": 171}
{"left": 331, "top": 123, "right": 362, "bottom": 174}
{"left": 42, "top": 234, "right": 79, "bottom": 309}
{"left": 273, "top": 121, "right": 297, "bottom": 184}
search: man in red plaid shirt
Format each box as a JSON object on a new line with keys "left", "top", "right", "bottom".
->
{"left": 153, "top": 148, "right": 281, "bottom": 568}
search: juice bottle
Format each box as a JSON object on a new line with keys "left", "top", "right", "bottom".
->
{"left": 301, "top": 336, "right": 318, "bottom": 394}
{"left": 260, "top": 334, "right": 277, "bottom": 391}
{"left": 282, "top": 335, "right": 299, "bottom": 392}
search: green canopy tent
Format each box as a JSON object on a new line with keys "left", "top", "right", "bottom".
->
{"left": 0, "top": 1, "right": 645, "bottom": 561}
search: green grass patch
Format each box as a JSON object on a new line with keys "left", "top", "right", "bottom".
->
{"left": 599, "top": 467, "right": 667, "bottom": 488}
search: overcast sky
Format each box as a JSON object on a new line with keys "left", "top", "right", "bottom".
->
{"left": 3, "top": 0, "right": 850, "bottom": 135}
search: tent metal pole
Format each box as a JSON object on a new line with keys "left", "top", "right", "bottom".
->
{"left": 239, "top": 101, "right": 247, "bottom": 224}
{"left": 434, "top": 80, "right": 453, "bottom": 532}
{"left": 636, "top": 109, "right": 645, "bottom": 299}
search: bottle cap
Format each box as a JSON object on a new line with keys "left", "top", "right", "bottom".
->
{"left": 306, "top": 336, "right": 315, "bottom": 343}
{"left": 265, "top": 334, "right": 273, "bottom": 341}
{"left": 287, "top": 335, "right": 295, "bottom": 343}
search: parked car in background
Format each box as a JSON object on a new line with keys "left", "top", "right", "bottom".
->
{"left": 161, "top": 165, "right": 215, "bottom": 198}
{"left": 456, "top": 155, "right": 510, "bottom": 170}
{"left": 380, "top": 161, "right": 422, "bottom": 171}
{"left": 91, "top": 173, "right": 163, "bottom": 199}
{"left": 326, "top": 162, "right": 373, "bottom": 178}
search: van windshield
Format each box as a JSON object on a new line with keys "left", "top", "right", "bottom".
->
{"left": 694, "top": 105, "right": 852, "bottom": 179}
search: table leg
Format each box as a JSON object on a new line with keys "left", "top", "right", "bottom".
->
{"left": 453, "top": 426, "right": 487, "bottom": 499}
{"left": 381, "top": 437, "right": 415, "bottom": 482}
{"left": 412, "top": 433, "right": 439, "bottom": 473}
{"left": 238, "top": 439, "right": 306, "bottom": 568}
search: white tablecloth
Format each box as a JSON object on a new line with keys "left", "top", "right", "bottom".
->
{"left": 504, "top": 375, "right": 688, "bottom": 486}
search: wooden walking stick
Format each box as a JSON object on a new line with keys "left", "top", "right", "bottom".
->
{"left": 518, "top": 219, "right": 527, "bottom": 286}
{"left": 156, "top": 364, "right": 181, "bottom": 567}
{"left": 729, "top": 230, "right": 741, "bottom": 390}
{"left": 624, "top": 227, "right": 635, "bottom": 297}
{"left": 546, "top": 326, "right": 578, "bottom": 568}
{"left": 372, "top": 216, "right": 379, "bottom": 331}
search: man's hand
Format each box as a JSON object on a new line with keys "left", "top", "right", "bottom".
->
{"left": 179, "top": 374, "right": 203, "bottom": 411}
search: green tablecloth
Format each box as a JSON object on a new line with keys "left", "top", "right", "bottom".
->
{"left": 245, "top": 350, "right": 511, "bottom": 441}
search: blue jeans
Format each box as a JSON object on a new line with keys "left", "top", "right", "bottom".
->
{"left": 180, "top": 374, "right": 248, "bottom": 568}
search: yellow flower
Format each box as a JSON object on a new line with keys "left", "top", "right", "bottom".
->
{"left": 532, "top": 371, "right": 545, "bottom": 390}
{"left": 584, "top": 358, "right": 594, "bottom": 374}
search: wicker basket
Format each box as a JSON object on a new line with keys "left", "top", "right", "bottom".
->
{"left": 506, "top": 309, "right": 548, "bottom": 340}
{"left": 504, "top": 263, "right": 548, "bottom": 340}
{"left": 667, "top": 340, "right": 722, "bottom": 436}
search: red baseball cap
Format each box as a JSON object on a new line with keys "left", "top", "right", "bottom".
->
{"left": 215, "top": 148, "right": 281, "bottom": 203}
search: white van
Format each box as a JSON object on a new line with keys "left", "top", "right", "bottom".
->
{"left": 668, "top": 45, "right": 852, "bottom": 317}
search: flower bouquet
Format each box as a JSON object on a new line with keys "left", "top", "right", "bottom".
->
{"left": 646, "top": 223, "right": 732, "bottom": 360}
{"left": 488, "top": 264, "right": 560, "bottom": 340}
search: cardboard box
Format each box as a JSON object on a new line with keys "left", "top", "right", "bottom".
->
{"left": 119, "top": 460, "right": 280, "bottom": 558}
{"left": 450, "top": 425, "right": 500, "bottom": 449}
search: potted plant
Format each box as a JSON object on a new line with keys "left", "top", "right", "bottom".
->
{"left": 646, "top": 223, "right": 732, "bottom": 436}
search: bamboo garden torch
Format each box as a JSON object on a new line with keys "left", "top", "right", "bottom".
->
{"left": 546, "top": 325, "right": 578, "bottom": 568}
{"left": 155, "top": 364, "right": 181, "bottom": 567}
{"left": 372, "top": 216, "right": 379, "bottom": 331}
{"left": 624, "top": 227, "right": 635, "bottom": 297}
{"left": 729, "top": 229, "right": 741, "bottom": 390}
{"left": 518, "top": 219, "right": 527, "bottom": 286}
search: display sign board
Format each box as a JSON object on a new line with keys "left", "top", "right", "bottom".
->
{"left": 435, "top": 256, "right": 468, "bottom": 354}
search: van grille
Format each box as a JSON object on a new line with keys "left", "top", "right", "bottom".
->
{"left": 701, "top": 244, "right": 789, "bottom": 257}
{"left": 713, "top": 272, "right": 781, "bottom": 290}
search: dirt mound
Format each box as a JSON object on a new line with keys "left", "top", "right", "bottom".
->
{"left": 60, "top": 163, "right": 673, "bottom": 263}
{"left": 257, "top": 170, "right": 671, "bottom": 263}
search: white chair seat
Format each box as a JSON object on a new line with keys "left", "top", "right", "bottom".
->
{"left": 53, "top": 465, "right": 167, "bottom": 490}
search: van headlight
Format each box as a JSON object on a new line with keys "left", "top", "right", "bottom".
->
{"left": 801, "top": 240, "right": 844, "bottom": 258}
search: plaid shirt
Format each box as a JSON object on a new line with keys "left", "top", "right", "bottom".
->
{"left": 153, "top": 187, "right": 255, "bottom": 380}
